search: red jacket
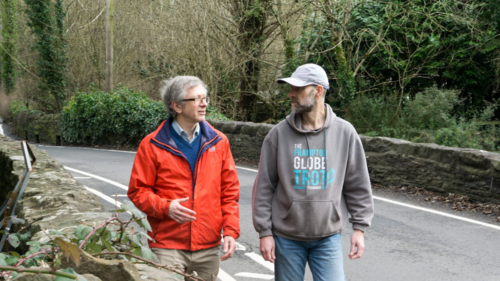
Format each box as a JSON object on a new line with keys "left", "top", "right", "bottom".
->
{"left": 128, "top": 119, "right": 240, "bottom": 251}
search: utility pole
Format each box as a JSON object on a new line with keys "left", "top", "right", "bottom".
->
{"left": 106, "top": 0, "right": 114, "bottom": 92}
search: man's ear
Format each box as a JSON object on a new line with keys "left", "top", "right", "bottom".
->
{"left": 315, "top": 85, "right": 324, "bottom": 99}
{"left": 171, "top": 101, "right": 183, "bottom": 114}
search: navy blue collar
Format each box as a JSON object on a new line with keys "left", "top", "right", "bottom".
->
{"left": 154, "top": 117, "right": 219, "bottom": 147}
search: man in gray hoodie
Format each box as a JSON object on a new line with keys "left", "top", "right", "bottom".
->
{"left": 252, "top": 64, "right": 374, "bottom": 280}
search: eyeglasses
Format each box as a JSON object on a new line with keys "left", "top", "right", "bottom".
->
{"left": 182, "top": 96, "right": 210, "bottom": 104}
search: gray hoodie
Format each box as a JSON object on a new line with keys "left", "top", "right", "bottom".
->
{"left": 252, "top": 104, "right": 374, "bottom": 241}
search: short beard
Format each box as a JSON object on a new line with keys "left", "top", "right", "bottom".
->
{"left": 291, "top": 88, "right": 316, "bottom": 114}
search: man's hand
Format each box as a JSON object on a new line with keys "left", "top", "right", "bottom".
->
{"left": 260, "top": 236, "right": 275, "bottom": 263}
{"left": 168, "top": 197, "right": 196, "bottom": 224}
{"left": 349, "top": 229, "right": 365, "bottom": 260}
{"left": 221, "top": 236, "right": 236, "bottom": 261}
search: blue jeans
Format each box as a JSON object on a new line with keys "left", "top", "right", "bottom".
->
{"left": 274, "top": 234, "right": 345, "bottom": 281}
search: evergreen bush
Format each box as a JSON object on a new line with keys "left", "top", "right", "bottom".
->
{"left": 60, "top": 85, "right": 168, "bottom": 145}
{"left": 60, "top": 85, "right": 230, "bottom": 146}
{"left": 347, "top": 87, "right": 497, "bottom": 151}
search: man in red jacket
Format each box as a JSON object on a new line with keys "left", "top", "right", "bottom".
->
{"left": 128, "top": 76, "right": 240, "bottom": 280}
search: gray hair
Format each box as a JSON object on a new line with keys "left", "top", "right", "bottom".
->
{"left": 159, "top": 76, "right": 207, "bottom": 118}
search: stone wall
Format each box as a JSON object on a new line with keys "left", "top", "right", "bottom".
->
{"left": 11, "top": 113, "right": 500, "bottom": 203}
{"left": 361, "top": 136, "right": 500, "bottom": 203}
{"left": 0, "top": 134, "right": 110, "bottom": 246}
{"left": 211, "top": 121, "right": 274, "bottom": 162}
{"left": 211, "top": 121, "right": 500, "bottom": 203}
{"left": 12, "top": 111, "right": 61, "bottom": 145}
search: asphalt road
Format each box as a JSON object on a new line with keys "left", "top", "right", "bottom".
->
{"left": 3, "top": 129, "right": 498, "bottom": 281}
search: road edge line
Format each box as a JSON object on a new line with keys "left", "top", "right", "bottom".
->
{"left": 65, "top": 166, "right": 128, "bottom": 191}
{"left": 244, "top": 252, "right": 274, "bottom": 272}
{"left": 373, "top": 195, "right": 500, "bottom": 230}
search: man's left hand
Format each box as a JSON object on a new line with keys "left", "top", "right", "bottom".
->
{"left": 221, "top": 235, "right": 236, "bottom": 261}
{"left": 349, "top": 229, "right": 365, "bottom": 260}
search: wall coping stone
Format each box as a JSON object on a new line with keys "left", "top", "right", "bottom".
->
{"left": 0, "top": 134, "right": 111, "bottom": 245}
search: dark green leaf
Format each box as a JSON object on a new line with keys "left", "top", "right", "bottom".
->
{"left": 85, "top": 243, "right": 102, "bottom": 254}
{"left": 76, "top": 224, "right": 93, "bottom": 240}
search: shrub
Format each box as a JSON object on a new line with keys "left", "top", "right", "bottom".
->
{"left": 61, "top": 85, "right": 168, "bottom": 145}
{"left": 206, "top": 105, "right": 231, "bottom": 122}
{"left": 60, "top": 85, "right": 231, "bottom": 146}
{"left": 401, "top": 88, "right": 460, "bottom": 131}
{"left": 347, "top": 87, "right": 498, "bottom": 151}
{"left": 9, "top": 100, "right": 42, "bottom": 121}
{"left": 347, "top": 94, "right": 400, "bottom": 137}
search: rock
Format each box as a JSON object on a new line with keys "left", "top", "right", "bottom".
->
{"left": 60, "top": 249, "right": 142, "bottom": 281}
{"left": 135, "top": 263, "right": 184, "bottom": 281}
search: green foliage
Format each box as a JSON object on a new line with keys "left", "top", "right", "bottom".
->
{"left": 24, "top": 0, "right": 68, "bottom": 113}
{"left": 1, "top": 0, "right": 18, "bottom": 94}
{"left": 292, "top": 0, "right": 499, "bottom": 118}
{"left": 9, "top": 100, "right": 42, "bottom": 121}
{"left": 9, "top": 100, "right": 27, "bottom": 120}
{"left": 207, "top": 105, "right": 231, "bottom": 122}
{"left": 60, "top": 84, "right": 231, "bottom": 146}
{"left": 346, "top": 93, "right": 399, "bottom": 138}
{"left": 401, "top": 88, "right": 461, "bottom": 131}
{"left": 350, "top": 0, "right": 498, "bottom": 110}
{"left": 348, "top": 87, "right": 497, "bottom": 151}
{"left": 296, "top": 14, "right": 356, "bottom": 112}
{"left": 60, "top": 85, "right": 169, "bottom": 145}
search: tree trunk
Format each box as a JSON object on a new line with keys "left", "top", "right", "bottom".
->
{"left": 106, "top": 0, "right": 114, "bottom": 92}
{"left": 232, "top": 0, "right": 270, "bottom": 121}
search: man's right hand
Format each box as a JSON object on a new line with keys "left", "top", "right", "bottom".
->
{"left": 260, "top": 236, "right": 276, "bottom": 263}
{"left": 168, "top": 197, "right": 196, "bottom": 224}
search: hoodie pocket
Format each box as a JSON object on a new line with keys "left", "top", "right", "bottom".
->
{"left": 277, "top": 200, "right": 341, "bottom": 238}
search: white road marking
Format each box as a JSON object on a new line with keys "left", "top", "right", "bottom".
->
{"left": 115, "top": 194, "right": 128, "bottom": 197}
{"left": 245, "top": 253, "right": 274, "bottom": 272}
{"left": 235, "top": 272, "right": 274, "bottom": 279}
{"left": 236, "top": 166, "right": 259, "bottom": 173}
{"left": 65, "top": 166, "right": 128, "bottom": 191}
{"left": 221, "top": 238, "right": 247, "bottom": 251}
{"left": 79, "top": 147, "right": 137, "bottom": 154}
{"left": 39, "top": 144, "right": 136, "bottom": 153}
{"left": 236, "top": 242, "right": 246, "bottom": 251}
{"left": 240, "top": 167, "right": 500, "bottom": 230}
{"left": 218, "top": 269, "right": 237, "bottom": 281}
{"left": 373, "top": 196, "right": 500, "bottom": 230}
{"left": 84, "top": 186, "right": 122, "bottom": 207}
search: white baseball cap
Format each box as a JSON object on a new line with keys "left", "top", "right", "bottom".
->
{"left": 277, "top": 64, "right": 330, "bottom": 90}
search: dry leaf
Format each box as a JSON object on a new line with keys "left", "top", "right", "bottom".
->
{"left": 55, "top": 237, "right": 82, "bottom": 267}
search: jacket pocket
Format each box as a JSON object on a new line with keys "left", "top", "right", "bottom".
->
{"left": 276, "top": 200, "right": 341, "bottom": 238}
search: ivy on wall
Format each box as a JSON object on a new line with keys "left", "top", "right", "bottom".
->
{"left": 1, "top": 0, "right": 18, "bottom": 94}
{"left": 24, "top": 0, "right": 68, "bottom": 113}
